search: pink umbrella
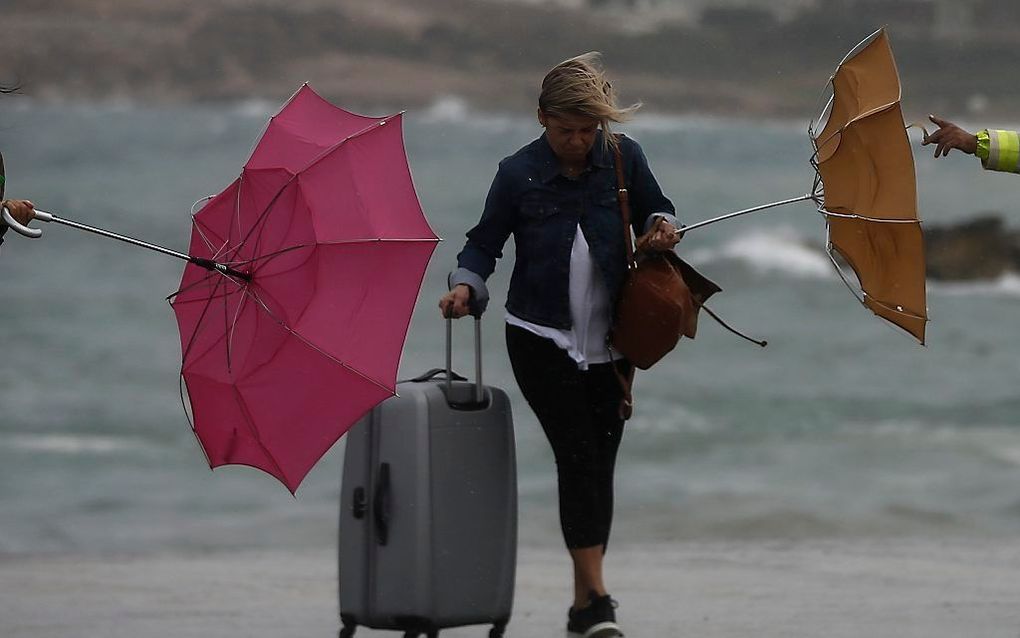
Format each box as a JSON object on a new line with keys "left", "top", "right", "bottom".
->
{"left": 169, "top": 84, "right": 438, "bottom": 492}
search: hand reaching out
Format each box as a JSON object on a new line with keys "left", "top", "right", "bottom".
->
{"left": 922, "top": 114, "right": 977, "bottom": 158}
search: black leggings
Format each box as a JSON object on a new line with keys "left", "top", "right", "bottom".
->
{"left": 506, "top": 324, "right": 629, "bottom": 550}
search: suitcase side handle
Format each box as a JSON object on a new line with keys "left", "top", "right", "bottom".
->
{"left": 373, "top": 462, "right": 391, "bottom": 546}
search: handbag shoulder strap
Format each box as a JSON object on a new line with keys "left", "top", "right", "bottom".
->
{"left": 612, "top": 140, "right": 635, "bottom": 268}
{"left": 610, "top": 137, "right": 636, "bottom": 420}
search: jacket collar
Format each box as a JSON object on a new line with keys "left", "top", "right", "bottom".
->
{"left": 535, "top": 131, "right": 612, "bottom": 183}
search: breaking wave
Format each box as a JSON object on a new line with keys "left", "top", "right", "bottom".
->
{"left": 685, "top": 227, "right": 834, "bottom": 279}
{"left": 928, "top": 273, "right": 1020, "bottom": 298}
{"left": 416, "top": 95, "right": 530, "bottom": 133}
{"left": 2, "top": 433, "right": 153, "bottom": 455}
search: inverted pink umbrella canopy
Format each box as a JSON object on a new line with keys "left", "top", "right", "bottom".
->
{"left": 170, "top": 84, "right": 438, "bottom": 492}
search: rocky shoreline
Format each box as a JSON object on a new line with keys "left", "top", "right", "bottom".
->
{"left": 925, "top": 215, "right": 1020, "bottom": 281}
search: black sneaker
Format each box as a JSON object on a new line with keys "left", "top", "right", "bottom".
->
{"left": 566, "top": 590, "right": 623, "bottom": 638}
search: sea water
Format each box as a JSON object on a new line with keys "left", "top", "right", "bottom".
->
{"left": 1, "top": 97, "right": 1019, "bottom": 555}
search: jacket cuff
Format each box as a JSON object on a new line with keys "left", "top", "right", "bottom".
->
{"left": 448, "top": 267, "right": 490, "bottom": 315}
{"left": 980, "top": 129, "right": 1020, "bottom": 173}
{"left": 975, "top": 129, "right": 990, "bottom": 161}
{"left": 643, "top": 212, "right": 681, "bottom": 234}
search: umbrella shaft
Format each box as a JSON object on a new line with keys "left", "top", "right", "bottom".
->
{"left": 683, "top": 194, "right": 816, "bottom": 233}
{"left": 43, "top": 211, "right": 191, "bottom": 260}
{"left": 40, "top": 210, "right": 250, "bottom": 280}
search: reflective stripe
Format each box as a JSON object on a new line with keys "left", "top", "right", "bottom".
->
{"left": 997, "top": 130, "right": 1020, "bottom": 172}
{"left": 987, "top": 130, "right": 1020, "bottom": 173}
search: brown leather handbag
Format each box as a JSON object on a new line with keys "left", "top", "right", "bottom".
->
{"left": 609, "top": 143, "right": 721, "bottom": 371}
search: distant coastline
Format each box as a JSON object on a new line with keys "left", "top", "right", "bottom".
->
{"left": 3, "top": 0, "right": 1020, "bottom": 122}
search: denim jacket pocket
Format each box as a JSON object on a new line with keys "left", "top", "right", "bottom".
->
{"left": 520, "top": 200, "right": 560, "bottom": 220}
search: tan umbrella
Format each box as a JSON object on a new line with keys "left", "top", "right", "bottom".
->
{"left": 686, "top": 28, "right": 928, "bottom": 344}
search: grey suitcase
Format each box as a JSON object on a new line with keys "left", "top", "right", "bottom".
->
{"left": 339, "top": 317, "right": 517, "bottom": 638}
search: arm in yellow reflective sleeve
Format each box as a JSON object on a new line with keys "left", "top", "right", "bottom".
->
{"left": 981, "top": 129, "right": 1020, "bottom": 173}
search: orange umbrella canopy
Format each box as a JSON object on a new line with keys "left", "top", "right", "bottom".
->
{"left": 811, "top": 28, "right": 928, "bottom": 344}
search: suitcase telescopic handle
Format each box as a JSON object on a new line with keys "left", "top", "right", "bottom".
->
{"left": 373, "top": 462, "right": 391, "bottom": 546}
{"left": 445, "top": 316, "right": 483, "bottom": 404}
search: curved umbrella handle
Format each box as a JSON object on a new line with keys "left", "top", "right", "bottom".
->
{"left": 1, "top": 206, "right": 51, "bottom": 239}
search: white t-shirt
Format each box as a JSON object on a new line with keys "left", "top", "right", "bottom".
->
{"left": 506, "top": 223, "right": 619, "bottom": 370}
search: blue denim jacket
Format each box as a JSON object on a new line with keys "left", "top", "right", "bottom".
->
{"left": 450, "top": 132, "right": 678, "bottom": 328}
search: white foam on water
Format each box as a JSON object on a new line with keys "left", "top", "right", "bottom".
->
{"left": 628, "top": 402, "right": 719, "bottom": 435}
{"left": 625, "top": 111, "right": 805, "bottom": 135}
{"left": 837, "top": 419, "right": 1020, "bottom": 468}
{"left": 686, "top": 227, "right": 834, "bottom": 279}
{"left": 2, "top": 433, "right": 151, "bottom": 455}
{"left": 230, "top": 98, "right": 277, "bottom": 119}
{"left": 416, "top": 95, "right": 529, "bottom": 133}
{"left": 929, "top": 272, "right": 1020, "bottom": 298}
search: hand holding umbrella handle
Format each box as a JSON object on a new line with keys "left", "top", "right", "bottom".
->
{"left": 1, "top": 206, "right": 51, "bottom": 239}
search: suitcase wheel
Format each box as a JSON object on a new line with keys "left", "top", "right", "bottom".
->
{"left": 339, "top": 627, "right": 355, "bottom": 638}
{"left": 489, "top": 620, "right": 508, "bottom": 637}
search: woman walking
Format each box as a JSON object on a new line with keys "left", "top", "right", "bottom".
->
{"left": 439, "top": 53, "right": 681, "bottom": 638}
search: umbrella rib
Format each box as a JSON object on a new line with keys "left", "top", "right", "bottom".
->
{"left": 809, "top": 27, "right": 889, "bottom": 140}
{"left": 219, "top": 171, "right": 289, "bottom": 267}
{"left": 867, "top": 298, "right": 928, "bottom": 321}
{"left": 825, "top": 238, "right": 866, "bottom": 305}
{"left": 190, "top": 196, "right": 219, "bottom": 254}
{"left": 192, "top": 201, "right": 237, "bottom": 263}
{"left": 175, "top": 273, "right": 229, "bottom": 367}
{"left": 223, "top": 238, "right": 438, "bottom": 273}
{"left": 167, "top": 264, "right": 249, "bottom": 303}
{"left": 219, "top": 115, "right": 402, "bottom": 270}
{"left": 242, "top": 286, "right": 396, "bottom": 396}
{"left": 239, "top": 83, "right": 309, "bottom": 168}
{"left": 167, "top": 269, "right": 219, "bottom": 302}
{"left": 296, "top": 115, "right": 400, "bottom": 176}
{"left": 212, "top": 187, "right": 252, "bottom": 264}
{"left": 230, "top": 386, "right": 292, "bottom": 489}
{"left": 222, "top": 270, "right": 234, "bottom": 373}
{"left": 225, "top": 281, "right": 253, "bottom": 375}
{"left": 825, "top": 231, "right": 928, "bottom": 321}
{"left": 808, "top": 144, "right": 918, "bottom": 225}
{"left": 174, "top": 303, "right": 294, "bottom": 490}
{"left": 817, "top": 210, "right": 920, "bottom": 224}
{"left": 178, "top": 375, "right": 216, "bottom": 472}
{"left": 810, "top": 102, "right": 901, "bottom": 160}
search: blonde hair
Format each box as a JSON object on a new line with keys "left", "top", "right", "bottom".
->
{"left": 538, "top": 52, "right": 641, "bottom": 149}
